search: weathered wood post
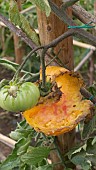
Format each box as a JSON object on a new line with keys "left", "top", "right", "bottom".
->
{"left": 37, "top": 1, "right": 75, "bottom": 169}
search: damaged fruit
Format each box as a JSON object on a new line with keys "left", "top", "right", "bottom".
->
{"left": 23, "top": 66, "right": 92, "bottom": 136}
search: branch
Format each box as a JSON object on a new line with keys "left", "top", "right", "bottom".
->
{"left": 72, "top": 4, "right": 96, "bottom": 24}
{"left": 0, "top": 14, "right": 37, "bottom": 49}
{"left": 12, "top": 46, "right": 44, "bottom": 81}
{"left": 46, "top": 29, "right": 74, "bottom": 49}
{"left": 48, "top": 0, "right": 96, "bottom": 47}
{"left": 40, "top": 48, "right": 47, "bottom": 88}
{"left": 62, "top": 0, "right": 79, "bottom": 9}
{"left": 80, "top": 88, "right": 96, "bottom": 104}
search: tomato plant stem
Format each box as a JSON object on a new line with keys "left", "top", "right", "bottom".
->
{"left": 54, "top": 137, "right": 66, "bottom": 168}
{"left": 12, "top": 46, "right": 44, "bottom": 82}
{"left": 40, "top": 48, "right": 47, "bottom": 88}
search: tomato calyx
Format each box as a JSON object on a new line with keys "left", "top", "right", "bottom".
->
{"left": 8, "top": 85, "right": 19, "bottom": 97}
{"left": 1, "top": 80, "right": 22, "bottom": 98}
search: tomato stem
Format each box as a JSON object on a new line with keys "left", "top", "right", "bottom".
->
{"left": 12, "top": 46, "right": 44, "bottom": 82}
{"left": 40, "top": 48, "right": 47, "bottom": 89}
{"left": 54, "top": 137, "right": 67, "bottom": 168}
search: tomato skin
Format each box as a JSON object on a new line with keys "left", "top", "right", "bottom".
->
{"left": 0, "top": 82, "right": 40, "bottom": 112}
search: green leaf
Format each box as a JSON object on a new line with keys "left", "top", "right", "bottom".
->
{"left": 9, "top": 0, "right": 40, "bottom": 45}
{"left": 10, "top": 120, "right": 34, "bottom": 141}
{"left": 0, "top": 141, "right": 20, "bottom": 170}
{"left": 17, "top": 137, "right": 31, "bottom": 156}
{"left": 10, "top": 131, "right": 24, "bottom": 141}
{"left": 19, "top": 164, "right": 32, "bottom": 170}
{"left": 0, "top": 137, "right": 31, "bottom": 170}
{"left": 21, "top": 146, "right": 50, "bottom": 166}
{"left": 20, "top": 14, "right": 40, "bottom": 45}
{"left": 29, "top": 0, "right": 51, "bottom": 16}
{"left": 82, "top": 114, "right": 96, "bottom": 140}
{"left": 9, "top": 0, "right": 21, "bottom": 26}
{"left": 92, "top": 137, "right": 96, "bottom": 145}
{"left": 88, "top": 85, "right": 96, "bottom": 96}
{"left": 0, "top": 58, "right": 19, "bottom": 67}
{"left": 71, "top": 155, "right": 90, "bottom": 170}
{"left": 0, "top": 58, "right": 19, "bottom": 72}
{"left": 36, "top": 164, "right": 53, "bottom": 170}
{"left": 87, "top": 155, "right": 96, "bottom": 166}
{"left": 86, "top": 138, "right": 96, "bottom": 155}
{"left": 67, "top": 144, "right": 86, "bottom": 160}
{"left": 0, "top": 63, "right": 17, "bottom": 72}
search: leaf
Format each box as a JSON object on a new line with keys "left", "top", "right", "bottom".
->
{"left": 86, "top": 138, "right": 96, "bottom": 155}
{"left": 87, "top": 155, "right": 96, "bottom": 166}
{"left": 21, "top": 146, "right": 50, "bottom": 166}
{"left": 0, "top": 63, "right": 17, "bottom": 72}
{"left": 10, "top": 131, "right": 23, "bottom": 141}
{"left": 29, "top": 0, "right": 51, "bottom": 16}
{"left": 0, "top": 59, "right": 19, "bottom": 67}
{"left": 9, "top": 0, "right": 21, "bottom": 26}
{"left": 10, "top": 120, "right": 34, "bottom": 141}
{"left": 71, "top": 155, "right": 90, "bottom": 170}
{"left": 67, "top": 144, "right": 86, "bottom": 160}
{"left": 36, "top": 164, "right": 53, "bottom": 170}
{"left": 0, "top": 141, "right": 21, "bottom": 170}
{"left": 17, "top": 137, "right": 31, "bottom": 156}
{"left": 0, "top": 137, "right": 31, "bottom": 170}
{"left": 9, "top": 0, "right": 40, "bottom": 45}
{"left": 19, "top": 164, "right": 32, "bottom": 170}
{"left": 82, "top": 114, "right": 96, "bottom": 140}
{"left": 92, "top": 137, "right": 96, "bottom": 145}
{"left": 20, "top": 14, "right": 40, "bottom": 45}
{"left": 88, "top": 85, "right": 96, "bottom": 96}
{"left": 0, "top": 58, "right": 19, "bottom": 72}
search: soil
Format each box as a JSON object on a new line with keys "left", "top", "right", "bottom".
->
{"left": 0, "top": 66, "right": 21, "bottom": 161}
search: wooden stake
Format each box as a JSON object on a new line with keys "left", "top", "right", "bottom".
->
{"left": 37, "top": 0, "right": 73, "bottom": 68}
{"left": 0, "top": 133, "right": 16, "bottom": 148}
{"left": 37, "top": 1, "right": 74, "bottom": 169}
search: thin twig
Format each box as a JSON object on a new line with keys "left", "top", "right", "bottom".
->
{"left": 40, "top": 48, "right": 47, "bottom": 88}
{"left": 20, "top": 72, "right": 40, "bottom": 82}
{"left": 12, "top": 46, "right": 44, "bottom": 81}
{"left": 46, "top": 29, "right": 74, "bottom": 49}
{"left": 80, "top": 87, "right": 96, "bottom": 104}
{"left": 46, "top": 49, "right": 62, "bottom": 67}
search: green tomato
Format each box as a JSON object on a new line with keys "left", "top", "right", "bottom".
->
{"left": 0, "top": 82, "right": 40, "bottom": 112}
